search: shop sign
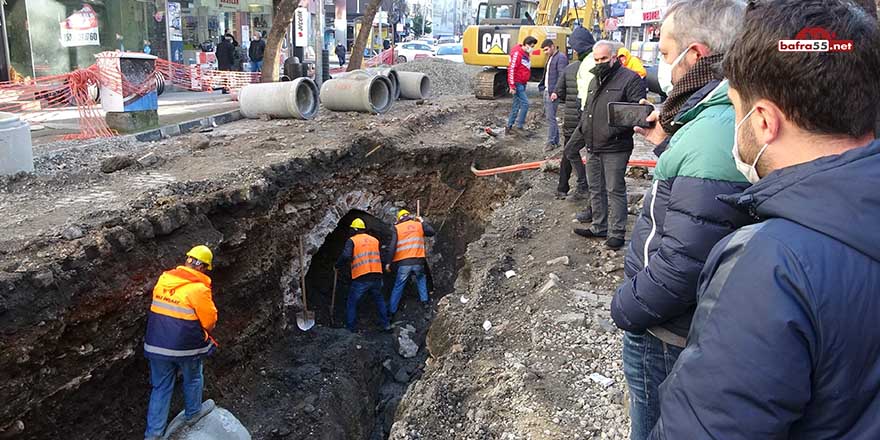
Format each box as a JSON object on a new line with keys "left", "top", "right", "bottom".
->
{"left": 622, "top": 7, "right": 642, "bottom": 27}
{"left": 220, "top": 0, "right": 240, "bottom": 11}
{"left": 610, "top": 2, "right": 627, "bottom": 18}
{"left": 295, "top": 7, "right": 310, "bottom": 47}
{"left": 605, "top": 18, "right": 619, "bottom": 31}
{"left": 642, "top": 8, "right": 662, "bottom": 22}
{"left": 60, "top": 5, "right": 100, "bottom": 47}
{"left": 167, "top": 2, "right": 183, "bottom": 42}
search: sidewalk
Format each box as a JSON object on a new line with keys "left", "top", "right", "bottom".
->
{"left": 28, "top": 89, "right": 239, "bottom": 145}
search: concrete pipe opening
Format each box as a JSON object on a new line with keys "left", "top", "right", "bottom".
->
{"left": 320, "top": 71, "right": 394, "bottom": 114}
{"left": 292, "top": 78, "right": 319, "bottom": 120}
{"left": 396, "top": 71, "right": 431, "bottom": 100}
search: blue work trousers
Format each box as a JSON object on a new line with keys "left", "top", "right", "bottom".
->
{"left": 346, "top": 278, "right": 390, "bottom": 331}
{"left": 145, "top": 357, "right": 204, "bottom": 438}
{"left": 389, "top": 264, "right": 429, "bottom": 314}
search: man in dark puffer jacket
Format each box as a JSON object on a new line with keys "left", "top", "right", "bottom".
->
{"left": 609, "top": 1, "right": 751, "bottom": 438}
{"left": 556, "top": 26, "right": 595, "bottom": 208}
{"left": 550, "top": 31, "right": 592, "bottom": 225}
{"left": 651, "top": 0, "right": 880, "bottom": 437}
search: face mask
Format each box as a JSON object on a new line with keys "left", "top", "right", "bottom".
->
{"left": 657, "top": 46, "right": 691, "bottom": 95}
{"left": 732, "top": 106, "right": 771, "bottom": 184}
{"left": 591, "top": 60, "right": 613, "bottom": 77}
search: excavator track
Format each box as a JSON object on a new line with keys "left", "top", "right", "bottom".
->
{"left": 475, "top": 68, "right": 509, "bottom": 100}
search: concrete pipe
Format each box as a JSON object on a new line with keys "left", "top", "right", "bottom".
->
{"left": 364, "top": 68, "right": 401, "bottom": 101}
{"left": 239, "top": 77, "right": 320, "bottom": 120}
{"left": 320, "top": 70, "right": 394, "bottom": 114}
{"left": 395, "top": 71, "right": 431, "bottom": 100}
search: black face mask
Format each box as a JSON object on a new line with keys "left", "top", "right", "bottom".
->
{"left": 590, "top": 60, "right": 615, "bottom": 77}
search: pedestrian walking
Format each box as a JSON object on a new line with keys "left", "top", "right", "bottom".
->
{"left": 559, "top": 26, "right": 597, "bottom": 206}
{"left": 607, "top": 1, "right": 750, "bottom": 438}
{"left": 335, "top": 218, "right": 391, "bottom": 332}
{"left": 506, "top": 36, "right": 538, "bottom": 136}
{"left": 571, "top": 40, "right": 645, "bottom": 249}
{"left": 248, "top": 32, "right": 266, "bottom": 73}
{"left": 539, "top": 39, "right": 567, "bottom": 152}
{"left": 336, "top": 42, "right": 347, "bottom": 66}
{"left": 386, "top": 209, "right": 436, "bottom": 318}
{"left": 216, "top": 34, "right": 235, "bottom": 71}
{"left": 143, "top": 245, "right": 218, "bottom": 440}
{"left": 649, "top": 1, "right": 880, "bottom": 438}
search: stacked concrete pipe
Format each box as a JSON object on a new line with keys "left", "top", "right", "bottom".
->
{"left": 395, "top": 71, "right": 431, "bottom": 100}
{"left": 239, "top": 77, "right": 320, "bottom": 120}
{"left": 320, "top": 70, "right": 394, "bottom": 114}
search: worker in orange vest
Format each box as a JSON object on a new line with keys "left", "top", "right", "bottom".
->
{"left": 387, "top": 209, "right": 436, "bottom": 318}
{"left": 144, "top": 245, "right": 218, "bottom": 440}
{"left": 336, "top": 218, "right": 391, "bottom": 332}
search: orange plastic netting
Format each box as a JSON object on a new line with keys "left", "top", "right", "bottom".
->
{"left": 0, "top": 52, "right": 262, "bottom": 140}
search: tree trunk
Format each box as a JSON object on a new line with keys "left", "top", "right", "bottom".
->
{"left": 262, "top": 0, "right": 297, "bottom": 82}
{"left": 347, "top": 0, "right": 383, "bottom": 71}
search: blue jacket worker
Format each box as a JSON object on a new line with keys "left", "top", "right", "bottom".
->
{"left": 336, "top": 218, "right": 391, "bottom": 332}
{"left": 386, "top": 209, "right": 436, "bottom": 317}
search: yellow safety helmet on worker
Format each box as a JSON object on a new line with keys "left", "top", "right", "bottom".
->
{"left": 350, "top": 218, "right": 366, "bottom": 230}
{"left": 397, "top": 209, "right": 411, "bottom": 221}
{"left": 186, "top": 245, "right": 214, "bottom": 270}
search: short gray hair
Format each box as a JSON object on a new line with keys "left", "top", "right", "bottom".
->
{"left": 593, "top": 40, "right": 617, "bottom": 53}
{"left": 665, "top": 0, "right": 746, "bottom": 54}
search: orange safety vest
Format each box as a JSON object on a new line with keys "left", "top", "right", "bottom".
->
{"left": 393, "top": 220, "right": 427, "bottom": 262}
{"left": 351, "top": 234, "right": 383, "bottom": 279}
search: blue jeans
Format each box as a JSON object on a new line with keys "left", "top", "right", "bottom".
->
{"left": 507, "top": 83, "right": 529, "bottom": 128}
{"left": 145, "top": 358, "right": 204, "bottom": 438}
{"left": 622, "top": 331, "right": 683, "bottom": 440}
{"left": 389, "top": 264, "right": 429, "bottom": 314}
{"left": 346, "top": 278, "right": 390, "bottom": 331}
{"left": 543, "top": 90, "right": 559, "bottom": 145}
{"left": 251, "top": 60, "right": 263, "bottom": 72}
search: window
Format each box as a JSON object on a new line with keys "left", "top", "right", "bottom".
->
{"left": 437, "top": 45, "right": 462, "bottom": 55}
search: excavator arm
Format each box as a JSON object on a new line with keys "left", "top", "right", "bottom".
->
{"left": 534, "top": 0, "right": 563, "bottom": 26}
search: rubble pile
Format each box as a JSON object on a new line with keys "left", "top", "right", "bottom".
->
{"left": 394, "top": 59, "right": 483, "bottom": 96}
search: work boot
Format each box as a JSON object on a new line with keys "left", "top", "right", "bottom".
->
{"left": 605, "top": 237, "right": 626, "bottom": 250}
{"left": 383, "top": 324, "right": 393, "bottom": 332}
{"left": 544, "top": 142, "right": 560, "bottom": 152}
{"left": 576, "top": 208, "right": 593, "bottom": 224}
{"left": 574, "top": 228, "right": 606, "bottom": 239}
{"left": 184, "top": 399, "right": 215, "bottom": 426}
{"left": 555, "top": 191, "right": 568, "bottom": 200}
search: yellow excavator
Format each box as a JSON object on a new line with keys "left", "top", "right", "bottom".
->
{"left": 462, "top": 0, "right": 604, "bottom": 99}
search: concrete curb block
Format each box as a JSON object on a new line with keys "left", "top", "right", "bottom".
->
{"left": 134, "top": 110, "right": 243, "bottom": 142}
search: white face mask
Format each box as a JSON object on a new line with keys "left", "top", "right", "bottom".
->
{"left": 657, "top": 46, "right": 691, "bottom": 95}
{"left": 732, "top": 106, "right": 770, "bottom": 184}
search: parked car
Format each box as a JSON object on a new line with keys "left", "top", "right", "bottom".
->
{"left": 435, "top": 44, "right": 463, "bottom": 63}
{"left": 396, "top": 42, "right": 434, "bottom": 63}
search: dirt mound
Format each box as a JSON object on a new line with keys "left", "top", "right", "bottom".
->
{"left": 393, "top": 59, "right": 483, "bottom": 97}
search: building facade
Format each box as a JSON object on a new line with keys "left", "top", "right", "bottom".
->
{"left": 1, "top": 0, "right": 274, "bottom": 81}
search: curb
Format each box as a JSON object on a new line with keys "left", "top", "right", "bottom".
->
{"left": 133, "top": 110, "right": 243, "bottom": 142}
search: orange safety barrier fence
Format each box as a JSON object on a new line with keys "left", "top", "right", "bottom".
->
{"left": 0, "top": 51, "right": 262, "bottom": 140}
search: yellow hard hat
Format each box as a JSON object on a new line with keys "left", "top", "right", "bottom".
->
{"left": 186, "top": 245, "right": 213, "bottom": 270}
{"left": 350, "top": 218, "right": 366, "bottom": 230}
{"left": 397, "top": 209, "right": 411, "bottom": 220}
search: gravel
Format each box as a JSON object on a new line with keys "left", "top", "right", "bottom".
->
{"left": 393, "top": 59, "right": 483, "bottom": 97}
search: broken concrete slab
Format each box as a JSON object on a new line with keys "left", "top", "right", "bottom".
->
{"left": 395, "top": 325, "right": 419, "bottom": 359}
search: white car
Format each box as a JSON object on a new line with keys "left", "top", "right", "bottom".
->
{"left": 435, "top": 44, "right": 463, "bottom": 63}
{"left": 396, "top": 42, "right": 435, "bottom": 63}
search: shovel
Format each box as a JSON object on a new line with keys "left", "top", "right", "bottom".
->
{"left": 296, "top": 239, "right": 315, "bottom": 331}
{"left": 329, "top": 268, "right": 338, "bottom": 326}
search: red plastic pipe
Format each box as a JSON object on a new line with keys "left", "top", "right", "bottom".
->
{"left": 471, "top": 158, "right": 657, "bottom": 177}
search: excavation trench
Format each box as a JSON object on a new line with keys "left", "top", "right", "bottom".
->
{"left": 0, "top": 141, "right": 521, "bottom": 439}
